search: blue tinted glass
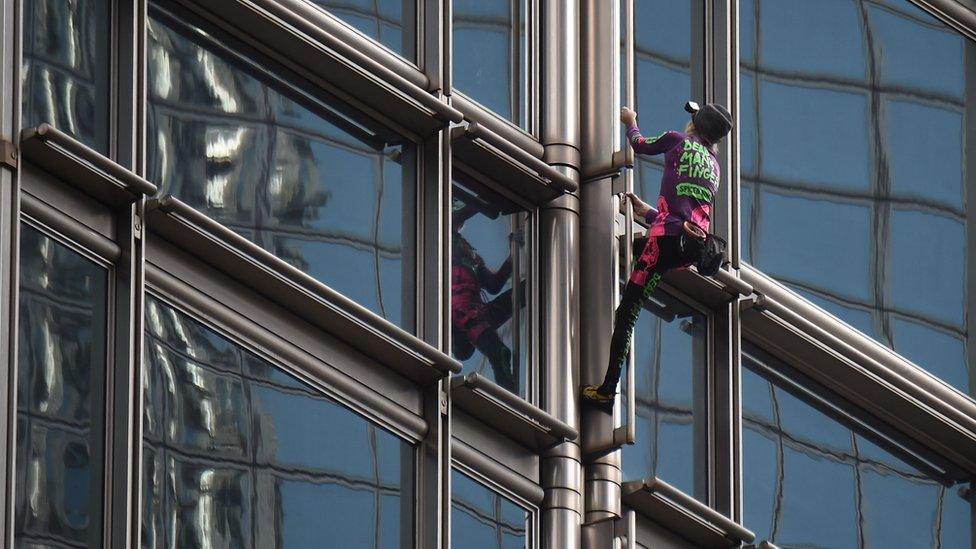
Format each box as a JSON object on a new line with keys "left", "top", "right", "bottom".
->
{"left": 756, "top": 191, "right": 872, "bottom": 301}
{"left": 451, "top": 178, "right": 530, "bottom": 397}
{"left": 869, "top": 3, "right": 964, "bottom": 97}
{"left": 142, "top": 296, "right": 414, "bottom": 548}
{"left": 16, "top": 225, "right": 108, "bottom": 547}
{"left": 453, "top": 0, "right": 527, "bottom": 128}
{"left": 146, "top": 6, "right": 416, "bottom": 329}
{"left": 740, "top": 0, "right": 975, "bottom": 395}
{"left": 629, "top": 0, "right": 703, "bottom": 196}
{"left": 759, "top": 0, "right": 865, "bottom": 79}
{"left": 22, "top": 0, "right": 110, "bottom": 151}
{"left": 309, "top": 0, "right": 416, "bottom": 59}
{"left": 742, "top": 352, "right": 972, "bottom": 547}
{"left": 622, "top": 298, "right": 707, "bottom": 502}
{"left": 451, "top": 471, "right": 528, "bottom": 549}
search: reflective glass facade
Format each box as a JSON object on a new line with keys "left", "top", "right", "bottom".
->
{"left": 626, "top": 0, "right": 704, "bottom": 198}
{"left": 309, "top": 0, "right": 416, "bottom": 60}
{"left": 142, "top": 296, "right": 414, "bottom": 548}
{"left": 743, "top": 348, "right": 972, "bottom": 548}
{"left": 22, "top": 0, "right": 110, "bottom": 152}
{"left": 451, "top": 176, "right": 530, "bottom": 396}
{"left": 15, "top": 225, "right": 108, "bottom": 547}
{"left": 451, "top": 470, "right": 529, "bottom": 549}
{"left": 453, "top": 0, "right": 529, "bottom": 128}
{"left": 740, "top": 0, "right": 976, "bottom": 395}
{"left": 4, "top": 0, "right": 976, "bottom": 548}
{"left": 147, "top": 4, "right": 417, "bottom": 329}
{"left": 621, "top": 292, "right": 707, "bottom": 502}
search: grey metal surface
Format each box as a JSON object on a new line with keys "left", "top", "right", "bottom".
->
{"left": 19, "top": 191, "right": 121, "bottom": 261}
{"left": 452, "top": 438, "right": 544, "bottom": 505}
{"left": 451, "top": 372, "right": 578, "bottom": 448}
{"left": 20, "top": 124, "right": 157, "bottom": 204}
{"left": 169, "top": 0, "right": 461, "bottom": 133}
{"left": 147, "top": 196, "right": 462, "bottom": 383}
{"left": 622, "top": 477, "right": 754, "bottom": 548}
{"left": 538, "top": 2, "right": 583, "bottom": 547}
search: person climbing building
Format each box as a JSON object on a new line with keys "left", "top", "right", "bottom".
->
{"left": 581, "top": 101, "right": 732, "bottom": 406}
{"left": 452, "top": 198, "right": 521, "bottom": 392}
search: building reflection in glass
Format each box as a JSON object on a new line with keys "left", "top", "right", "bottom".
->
{"left": 621, "top": 290, "right": 707, "bottom": 502}
{"left": 142, "top": 296, "right": 414, "bottom": 549}
{"left": 308, "top": 0, "right": 416, "bottom": 60}
{"left": 15, "top": 225, "right": 108, "bottom": 548}
{"left": 22, "top": 0, "right": 110, "bottom": 152}
{"left": 740, "top": 0, "right": 976, "bottom": 395}
{"left": 451, "top": 470, "right": 528, "bottom": 549}
{"left": 743, "top": 348, "right": 971, "bottom": 548}
{"left": 623, "top": 0, "right": 704, "bottom": 200}
{"left": 453, "top": 0, "right": 528, "bottom": 128}
{"left": 451, "top": 177, "right": 529, "bottom": 396}
{"left": 147, "top": 2, "right": 416, "bottom": 330}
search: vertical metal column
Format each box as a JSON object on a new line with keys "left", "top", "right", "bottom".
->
{"left": 421, "top": 0, "right": 451, "bottom": 544}
{"left": 539, "top": 0, "right": 582, "bottom": 548}
{"left": 579, "top": 0, "right": 622, "bottom": 545}
{"left": 0, "top": 0, "right": 18, "bottom": 545}
{"left": 711, "top": 0, "right": 743, "bottom": 521}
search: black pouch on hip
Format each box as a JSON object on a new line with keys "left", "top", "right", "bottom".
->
{"left": 680, "top": 232, "right": 727, "bottom": 276}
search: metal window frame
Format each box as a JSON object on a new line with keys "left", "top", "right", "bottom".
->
{"left": 6, "top": 128, "right": 151, "bottom": 549}
{"left": 451, "top": 162, "right": 543, "bottom": 404}
{"left": 299, "top": 0, "right": 423, "bottom": 67}
{"left": 140, "top": 287, "right": 425, "bottom": 547}
{"left": 451, "top": 452, "right": 542, "bottom": 548}
{"left": 16, "top": 217, "right": 116, "bottom": 549}
{"left": 449, "top": 0, "right": 539, "bottom": 137}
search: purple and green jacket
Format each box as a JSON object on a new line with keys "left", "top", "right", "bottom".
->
{"left": 627, "top": 124, "right": 719, "bottom": 237}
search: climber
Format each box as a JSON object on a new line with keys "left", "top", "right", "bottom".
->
{"left": 581, "top": 101, "right": 732, "bottom": 406}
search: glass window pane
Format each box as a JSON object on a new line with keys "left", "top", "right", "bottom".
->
{"left": 627, "top": 0, "right": 704, "bottom": 199}
{"left": 142, "top": 296, "right": 414, "bottom": 549}
{"left": 16, "top": 225, "right": 108, "bottom": 547}
{"left": 738, "top": 0, "right": 976, "bottom": 395}
{"left": 22, "top": 0, "right": 110, "bottom": 152}
{"left": 146, "top": 4, "right": 417, "bottom": 330}
{"left": 451, "top": 470, "right": 528, "bottom": 549}
{"left": 451, "top": 177, "right": 530, "bottom": 397}
{"left": 621, "top": 293, "right": 707, "bottom": 502}
{"left": 742, "top": 349, "right": 972, "bottom": 547}
{"left": 453, "top": 0, "right": 528, "bottom": 128}
{"left": 307, "top": 0, "right": 416, "bottom": 60}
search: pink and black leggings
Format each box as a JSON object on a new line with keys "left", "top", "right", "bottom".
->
{"left": 596, "top": 234, "right": 690, "bottom": 396}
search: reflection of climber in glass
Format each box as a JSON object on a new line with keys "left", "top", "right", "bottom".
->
{"left": 582, "top": 101, "right": 732, "bottom": 406}
{"left": 451, "top": 197, "right": 520, "bottom": 393}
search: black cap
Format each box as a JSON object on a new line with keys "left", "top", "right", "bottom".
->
{"left": 684, "top": 101, "right": 732, "bottom": 144}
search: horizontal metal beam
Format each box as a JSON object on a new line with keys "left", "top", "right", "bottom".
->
{"left": 453, "top": 93, "right": 546, "bottom": 158}
{"left": 452, "top": 438, "right": 546, "bottom": 505}
{"left": 171, "top": 0, "right": 462, "bottom": 134}
{"left": 147, "top": 195, "right": 462, "bottom": 383}
{"left": 20, "top": 124, "right": 157, "bottom": 205}
{"left": 451, "top": 373, "right": 578, "bottom": 447}
{"left": 145, "top": 261, "right": 430, "bottom": 441}
{"left": 20, "top": 191, "right": 121, "bottom": 261}
{"left": 460, "top": 123, "right": 577, "bottom": 193}
{"left": 740, "top": 265, "right": 976, "bottom": 431}
{"left": 622, "top": 477, "right": 755, "bottom": 548}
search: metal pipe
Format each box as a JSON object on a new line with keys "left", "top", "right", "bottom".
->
{"left": 20, "top": 192, "right": 122, "bottom": 261}
{"left": 739, "top": 264, "right": 976, "bottom": 429}
{"left": 453, "top": 94, "right": 545, "bottom": 158}
{"left": 462, "top": 122, "right": 577, "bottom": 192}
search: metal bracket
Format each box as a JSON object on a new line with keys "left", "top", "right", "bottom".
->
{"left": 0, "top": 139, "right": 18, "bottom": 169}
{"left": 739, "top": 292, "right": 766, "bottom": 312}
